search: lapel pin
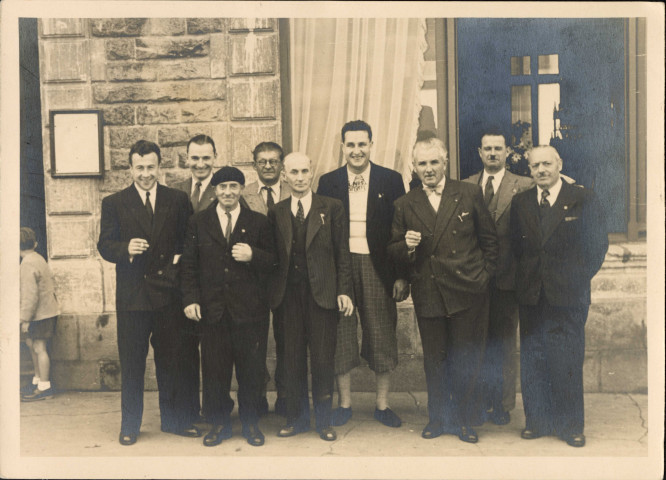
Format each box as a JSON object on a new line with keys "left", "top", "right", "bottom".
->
{"left": 457, "top": 211, "right": 469, "bottom": 222}
{"left": 563, "top": 205, "right": 568, "bottom": 210}
{"left": 320, "top": 213, "right": 325, "bottom": 225}
{"left": 454, "top": 198, "right": 459, "bottom": 202}
{"left": 241, "top": 228, "right": 246, "bottom": 233}
{"left": 378, "top": 193, "right": 383, "bottom": 198}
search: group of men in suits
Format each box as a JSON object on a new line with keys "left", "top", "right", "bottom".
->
{"left": 97, "top": 121, "right": 607, "bottom": 448}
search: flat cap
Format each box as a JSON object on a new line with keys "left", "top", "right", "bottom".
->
{"left": 210, "top": 166, "right": 245, "bottom": 186}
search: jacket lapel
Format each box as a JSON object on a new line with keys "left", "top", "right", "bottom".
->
{"left": 151, "top": 184, "right": 171, "bottom": 241}
{"left": 366, "top": 163, "right": 379, "bottom": 222}
{"left": 279, "top": 181, "right": 292, "bottom": 201}
{"left": 204, "top": 202, "right": 226, "bottom": 247}
{"left": 306, "top": 194, "right": 324, "bottom": 250}
{"left": 275, "top": 200, "right": 293, "bottom": 256}
{"left": 122, "top": 185, "right": 152, "bottom": 239}
{"left": 229, "top": 206, "right": 251, "bottom": 245}
{"left": 433, "top": 181, "right": 461, "bottom": 248}
{"left": 541, "top": 181, "right": 576, "bottom": 245}
{"left": 494, "top": 173, "right": 517, "bottom": 220}
{"left": 198, "top": 182, "right": 217, "bottom": 212}
{"left": 408, "top": 188, "right": 437, "bottom": 234}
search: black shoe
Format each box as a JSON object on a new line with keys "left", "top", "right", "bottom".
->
{"left": 277, "top": 420, "right": 310, "bottom": 437}
{"left": 374, "top": 407, "right": 402, "bottom": 428}
{"left": 560, "top": 433, "right": 586, "bottom": 447}
{"left": 490, "top": 410, "right": 511, "bottom": 426}
{"left": 242, "top": 423, "right": 265, "bottom": 447}
{"left": 119, "top": 432, "right": 138, "bottom": 446}
{"left": 521, "top": 428, "right": 549, "bottom": 440}
{"left": 20, "top": 383, "right": 37, "bottom": 396}
{"left": 421, "top": 421, "right": 444, "bottom": 439}
{"left": 274, "top": 397, "right": 287, "bottom": 417}
{"left": 203, "top": 424, "right": 232, "bottom": 447}
{"left": 317, "top": 426, "right": 337, "bottom": 441}
{"left": 21, "top": 387, "right": 54, "bottom": 402}
{"left": 457, "top": 426, "right": 478, "bottom": 444}
{"left": 162, "top": 424, "right": 202, "bottom": 438}
{"left": 330, "top": 407, "right": 352, "bottom": 426}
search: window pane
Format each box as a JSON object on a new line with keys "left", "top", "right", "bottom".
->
{"left": 538, "top": 54, "right": 559, "bottom": 74}
{"left": 511, "top": 85, "right": 532, "bottom": 125}
{"left": 538, "top": 83, "right": 560, "bottom": 144}
{"left": 511, "top": 56, "right": 531, "bottom": 75}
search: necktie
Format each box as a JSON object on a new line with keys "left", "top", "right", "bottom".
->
{"left": 540, "top": 189, "right": 551, "bottom": 208}
{"left": 424, "top": 185, "right": 444, "bottom": 196}
{"left": 263, "top": 186, "right": 275, "bottom": 208}
{"left": 349, "top": 174, "right": 366, "bottom": 192}
{"left": 484, "top": 176, "right": 495, "bottom": 206}
{"left": 145, "top": 191, "right": 154, "bottom": 224}
{"left": 224, "top": 211, "right": 232, "bottom": 242}
{"left": 296, "top": 200, "right": 305, "bottom": 223}
{"left": 191, "top": 181, "right": 202, "bottom": 212}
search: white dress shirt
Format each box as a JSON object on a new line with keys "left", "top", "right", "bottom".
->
{"left": 191, "top": 174, "right": 212, "bottom": 201}
{"left": 536, "top": 177, "right": 563, "bottom": 206}
{"left": 257, "top": 180, "right": 281, "bottom": 205}
{"left": 481, "top": 167, "right": 505, "bottom": 195}
{"left": 425, "top": 177, "right": 446, "bottom": 211}
{"left": 290, "top": 190, "right": 313, "bottom": 218}
{"left": 216, "top": 203, "right": 241, "bottom": 236}
{"left": 348, "top": 165, "right": 371, "bottom": 254}
{"left": 134, "top": 183, "right": 157, "bottom": 208}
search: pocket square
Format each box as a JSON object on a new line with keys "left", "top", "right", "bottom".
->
{"left": 564, "top": 216, "right": 579, "bottom": 222}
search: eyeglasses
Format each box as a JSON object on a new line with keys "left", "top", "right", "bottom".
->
{"left": 256, "top": 160, "right": 281, "bottom": 167}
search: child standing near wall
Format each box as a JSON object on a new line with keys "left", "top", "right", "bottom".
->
{"left": 20, "top": 227, "right": 59, "bottom": 401}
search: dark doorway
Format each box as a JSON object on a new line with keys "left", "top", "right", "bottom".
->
{"left": 457, "top": 18, "right": 625, "bottom": 233}
{"left": 20, "top": 18, "right": 47, "bottom": 258}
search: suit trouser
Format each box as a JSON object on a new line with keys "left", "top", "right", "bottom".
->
{"left": 200, "top": 312, "right": 268, "bottom": 426}
{"left": 519, "top": 293, "right": 588, "bottom": 436}
{"left": 416, "top": 292, "right": 489, "bottom": 428}
{"left": 278, "top": 280, "right": 337, "bottom": 430}
{"left": 479, "top": 283, "right": 519, "bottom": 414}
{"left": 116, "top": 304, "right": 198, "bottom": 435}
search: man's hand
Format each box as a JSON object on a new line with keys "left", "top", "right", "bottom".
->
{"left": 405, "top": 230, "right": 422, "bottom": 250}
{"left": 392, "top": 279, "right": 410, "bottom": 302}
{"left": 21, "top": 321, "right": 30, "bottom": 333}
{"left": 184, "top": 303, "right": 202, "bottom": 322}
{"left": 128, "top": 238, "right": 150, "bottom": 260}
{"left": 337, "top": 295, "right": 354, "bottom": 317}
{"left": 231, "top": 243, "right": 253, "bottom": 262}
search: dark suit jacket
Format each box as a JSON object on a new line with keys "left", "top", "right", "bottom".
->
{"left": 172, "top": 177, "right": 218, "bottom": 214}
{"left": 317, "top": 162, "right": 407, "bottom": 293}
{"left": 180, "top": 203, "right": 276, "bottom": 325}
{"left": 388, "top": 180, "right": 498, "bottom": 317}
{"left": 98, "top": 183, "right": 192, "bottom": 311}
{"left": 268, "top": 193, "right": 353, "bottom": 311}
{"left": 510, "top": 181, "right": 608, "bottom": 307}
{"left": 463, "top": 170, "right": 534, "bottom": 290}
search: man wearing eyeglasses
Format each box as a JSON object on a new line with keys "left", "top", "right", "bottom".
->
{"left": 242, "top": 142, "right": 292, "bottom": 417}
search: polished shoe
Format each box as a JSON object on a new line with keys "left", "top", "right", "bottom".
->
{"left": 374, "top": 407, "right": 402, "bottom": 428}
{"left": 241, "top": 423, "right": 265, "bottom": 447}
{"left": 421, "top": 421, "right": 444, "bottom": 439}
{"left": 20, "top": 383, "right": 37, "bottom": 396}
{"left": 560, "top": 433, "right": 586, "bottom": 447}
{"left": 119, "top": 432, "right": 138, "bottom": 446}
{"left": 490, "top": 410, "right": 511, "bottom": 426}
{"left": 521, "top": 428, "right": 549, "bottom": 440}
{"left": 330, "top": 407, "right": 352, "bottom": 426}
{"left": 162, "top": 424, "right": 203, "bottom": 438}
{"left": 317, "top": 426, "right": 337, "bottom": 441}
{"left": 203, "top": 424, "right": 232, "bottom": 447}
{"left": 277, "top": 420, "right": 310, "bottom": 437}
{"left": 274, "top": 397, "right": 287, "bottom": 417}
{"left": 457, "top": 426, "right": 478, "bottom": 444}
{"left": 21, "top": 387, "right": 54, "bottom": 402}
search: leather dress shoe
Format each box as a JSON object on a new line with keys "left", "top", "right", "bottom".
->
{"left": 560, "top": 433, "right": 586, "bottom": 447}
{"left": 242, "top": 423, "right": 265, "bottom": 447}
{"left": 374, "top": 407, "right": 402, "bottom": 428}
{"left": 162, "top": 424, "right": 202, "bottom": 438}
{"left": 119, "top": 433, "right": 138, "bottom": 446}
{"left": 458, "top": 426, "right": 478, "bottom": 444}
{"left": 317, "top": 427, "right": 337, "bottom": 441}
{"left": 330, "top": 407, "right": 352, "bottom": 426}
{"left": 277, "top": 420, "right": 310, "bottom": 437}
{"left": 490, "top": 410, "right": 511, "bottom": 426}
{"left": 203, "top": 424, "right": 232, "bottom": 447}
{"left": 421, "top": 421, "right": 444, "bottom": 439}
{"left": 521, "top": 428, "right": 548, "bottom": 440}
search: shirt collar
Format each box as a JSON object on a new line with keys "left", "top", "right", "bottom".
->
{"left": 193, "top": 174, "right": 212, "bottom": 194}
{"left": 482, "top": 167, "right": 505, "bottom": 187}
{"left": 134, "top": 182, "right": 158, "bottom": 204}
{"left": 291, "top": 189, "right": 313, "bottom": 215}
{"left": 257, "top": 179, "right": 281, "bottom": 197}
{"left": 347, "top": 163, "right": 371, "bottom": 184}
{"left": 216, "top": 202, "right": 241, "bottom": 219}
{"left": 537, "top": 177, "right": 563, "bottom": 204}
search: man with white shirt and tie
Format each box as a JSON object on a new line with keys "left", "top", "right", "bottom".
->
{"left": 317, "top": 120, "right": 409, "bottom": 428}
{"left": 388, "top": 136, "right": 498, "bottom": 443}
{"left": 463, "top": 128, "right": 534, "bottom": 426}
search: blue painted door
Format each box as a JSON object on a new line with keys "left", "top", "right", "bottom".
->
{"left": 457, "top": 19, "right": 625, "bottom": 232}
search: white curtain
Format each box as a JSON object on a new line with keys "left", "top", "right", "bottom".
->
{"left": 289, "top": 19, "right": 427, "bottom": 189}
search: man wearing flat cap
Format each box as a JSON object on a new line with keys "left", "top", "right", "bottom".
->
{"left": 180, "top": 166, "right": 276, "bottom": 447}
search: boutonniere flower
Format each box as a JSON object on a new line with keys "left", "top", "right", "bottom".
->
{"left": 457, "top": 212, "right": 469, "bottom": 222}
{"left": 320, "top": 213, "right": 325, "bottom": 225}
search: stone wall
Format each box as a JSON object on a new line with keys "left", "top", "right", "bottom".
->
{"left": 36, "top": 17, "right": 281, "bottom": 390}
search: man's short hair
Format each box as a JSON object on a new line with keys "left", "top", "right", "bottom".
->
{"left": 413, "top": 136, "right": 448, "bottom": 161}
{"left": 20, "top": 227, "right": 37, "bottom": 251}
{"left": 341, "top": 120, "right": 373, "bottom": 142}
{"left": 479, "top": 127, "right": 508, "bottom": 146}
{"left": 187, "top": 134, "right": 217, "bottom": 157}
{"left": 527, "top": 145, "right": 562, "bottom": 163}
{"left": 252, "top": 141, "right": 284, "bottom": 163}
{"left": 129, "top": 140, "right": 161, "bottom": 165}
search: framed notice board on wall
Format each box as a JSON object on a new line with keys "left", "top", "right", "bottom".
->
{"left": 49, "top": 110, "right": 104, "bottom": 177}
